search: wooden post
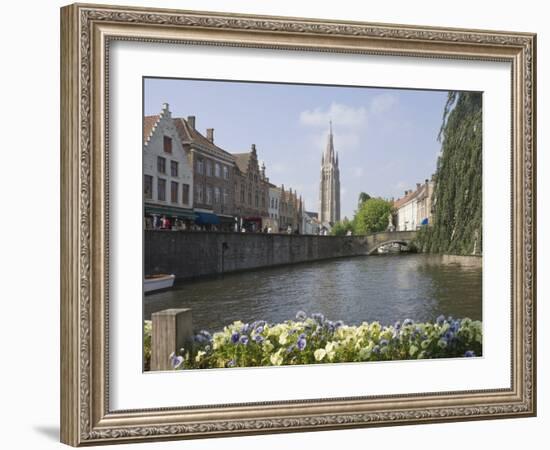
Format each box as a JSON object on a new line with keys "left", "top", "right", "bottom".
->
{"left": 151, "top": 308, "right": 193, "bottom": 371}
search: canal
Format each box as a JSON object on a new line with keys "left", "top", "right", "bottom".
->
{"left": 144, "top": 254, "right": 482, "bottom": 332}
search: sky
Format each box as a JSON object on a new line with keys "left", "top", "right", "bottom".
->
{"left": 144, "top": 78, "right": 449, "bottom": 219}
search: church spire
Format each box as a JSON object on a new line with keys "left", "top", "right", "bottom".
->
{"left": 324, "top": 121, "right": 335, "bottom": 164}
{"left": 319, "top": 123, "right": 341, "bottom": 225}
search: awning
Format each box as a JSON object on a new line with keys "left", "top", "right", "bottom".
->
{"left": 145, "top": 204, "right": 196, "bottom": 220}
{"left": 218, "top": 214, "right": 236, "bottom": 224}
{"left": 195, "top": 212, "right": 220, "bottom": 225}
{"left": 421, "top": 218, "right": 429, "bottom": 225}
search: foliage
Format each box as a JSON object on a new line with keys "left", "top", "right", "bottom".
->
{"left": 144, "top": 313, "right": 482, "bottom": 370}
{"left": 417, "top": 91, "right": 482, "bottom": 255}
{"left": 330, "top": 217, "right": 354, "bottom": 236}
{"left": 357, "top": 192, "right": 371, "bottom": 207}
{"left": 143, "top": 321, "right": 152, "bottom": 371}
{"left": 354, "top": 198, "right": 394, "bottom": 235}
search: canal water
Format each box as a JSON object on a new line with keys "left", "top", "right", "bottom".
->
{"left": 144, "top": 254, "right": 482, "bottom": 332}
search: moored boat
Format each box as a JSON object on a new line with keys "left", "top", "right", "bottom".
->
{"left": 144, "top": 274, "right": 175, "bottom": 293}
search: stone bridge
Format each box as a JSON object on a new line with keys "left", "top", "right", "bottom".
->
{"left": 359, "top": 230, "right": 418, "bottom": 255}
{"left": 145, "top": 230, "right": 418, "bottom": 280}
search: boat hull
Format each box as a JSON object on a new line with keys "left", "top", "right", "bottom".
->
{"left": 144, "top": 274, "right": 175, "bottom": 293}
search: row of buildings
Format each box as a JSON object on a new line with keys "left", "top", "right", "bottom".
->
{"left": 143, "top": 103, "right": 313, "bottom": 233}
{"left": 392, "top": 178, "right": 435, "bottom": 231}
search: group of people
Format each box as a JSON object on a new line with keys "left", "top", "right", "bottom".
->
{"left": 145, "top": 215, "right": 313, "bottom": 235}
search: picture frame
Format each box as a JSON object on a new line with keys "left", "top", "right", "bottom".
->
{"left": 60, "top": 2, "right": 536, "bottom": 446}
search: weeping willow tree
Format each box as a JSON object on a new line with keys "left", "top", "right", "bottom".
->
{"left": 417, "top": 91, "right": 482, "bottom": 255}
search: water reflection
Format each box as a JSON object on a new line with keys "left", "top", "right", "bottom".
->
{"left": 144, "top": 254, "right": 482, "bottom": 332}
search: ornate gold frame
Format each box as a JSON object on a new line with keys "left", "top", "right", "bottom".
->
{"left": 60, "top": 3, "right": 536, "bottom": 446}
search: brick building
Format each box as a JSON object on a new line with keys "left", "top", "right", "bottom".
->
{"left": 174, "top": 115, "right": 236, "bottom": 230}
{"left": 232, "top": 144, "right": 270, "bottom": 232}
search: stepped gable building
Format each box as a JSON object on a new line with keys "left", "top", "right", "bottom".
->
{"left": 232, "top": 144, "right": 270, "bottom": 231}
{"left": 279, "top": 185, "right": 303, "bottom": 233}
{"left": 174, "top": 114, "right": 236, "bottom": 229}
{"left": 143, "top": 103, "right": 194, "bottom": 227}
{"left": 319, "top": 122, "right": 341, "bottom": 226}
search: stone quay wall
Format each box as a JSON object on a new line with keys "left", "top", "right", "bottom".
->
{"left": 145, "top": 231, "right": 369, "bottom": 280}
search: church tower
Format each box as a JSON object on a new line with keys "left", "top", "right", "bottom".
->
{"left": 319, "top": 122, "right": 341, "bottom": 225}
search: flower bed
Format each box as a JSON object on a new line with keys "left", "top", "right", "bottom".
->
{"left": 144, "top": 312, "right": 482, "bottom": 370}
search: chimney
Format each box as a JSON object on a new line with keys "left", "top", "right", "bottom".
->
{"left": 206, "top": 128, "right": 214, "bottom": 143}
{"left": 187, "top": 116, "right": 196, "bottom": 129}
{"left": 416, "top": 183, "right": 421, "bottom": 190}
{"left": 251, "top": 144, "right": 257, "bottom": 154}
{"left": 425, "top": 179, "right": 429, "bottom": 184}
{"left": 404, "top": 190, "right": 408, "bottom": 196}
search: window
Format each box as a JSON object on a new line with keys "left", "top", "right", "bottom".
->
{"left": 255, "top": 191, "right": 259, "bottom": 207}
{"left": 223, "top": 166, "right": 229, "bottom": 179}
{"left": 163, "top": 136, "right": 172, "bottom": 153}
{"left": 170, "top": 160, "right": 178, "bottom": 177}
{"left": 195, "top": 184, "right": 203, "bottom": 202}
{"left": 171, "top": 181, "right": 178, "bottom": 203}
{"left": 206, "top": 185, "right": 212, "bottom": 205}
{"left": 197, "top": 158, "right": 204, "bottom": 174}
{"left": 261, "top": 195, "right": 265, "bottom": 208}
{"left": 144, "top": 175, "right": 153, "bottom": 200}
{"left": 157, "top": 178, "right": 166, "bottom": 201}
{"left": 240, "top": 185, "right": 245, "bottom": 203}
{"left": 214, "top": 187, "right": 221, "bottom": 204}
{"left": 182, "top": 184, "right": 190, "bottom": 205}
{"left": 206, "top": 160, "right": 213, "bottom": 177}
{"left": 248, "top": 191, "right": 252, "bottom": 206}
{"left": 215, "top": 163, "right": 221, "bottom": 178}
{"left": 157, "top": 156, "right": 166, "bottom": 174}
{"left": 223, "top": 188, "right": 229, "bottom": 205}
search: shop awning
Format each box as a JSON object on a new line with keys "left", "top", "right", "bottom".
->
{"left": 195, "top": 212, "right": 220, "bottom": 225}
{"left": 218, "top": 214, "right": 236, "bottom": 223}
{"left": 144, "top": 204, "right": 196, "bottom": 220}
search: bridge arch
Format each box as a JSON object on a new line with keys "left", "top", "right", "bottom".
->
{"left": 367, "top": 240, "right": 412, "bottom": 255}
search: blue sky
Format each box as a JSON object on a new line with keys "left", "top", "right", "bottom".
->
{"left": 144, "top": 78, "right": 448, "bottom": 219}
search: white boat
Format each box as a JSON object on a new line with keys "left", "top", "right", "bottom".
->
{"left": 144, "top": 274, "right": 175, "bottom": 293}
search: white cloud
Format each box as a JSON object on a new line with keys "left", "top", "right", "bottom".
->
{"left": 369, "top": 93, "right": 398, "bottom": 115}
{"left": 299, "top": 102, "right": 368, "bottom": 129}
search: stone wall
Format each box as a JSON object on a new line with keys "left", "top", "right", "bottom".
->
{"left": 144, "top": 231, "right": 367, "bottom": 280}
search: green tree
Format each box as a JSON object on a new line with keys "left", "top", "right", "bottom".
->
{"left": 354, "top": 198, "right": 393, "bottom": 235}
{"left": 357, "top": 192, "right": 371, "bottom": 208}
{"left": 330, "top": 217, "right": 354, "bottom": 236}
{"left": 417, "top": 91, "right": 482, "bottom": 255}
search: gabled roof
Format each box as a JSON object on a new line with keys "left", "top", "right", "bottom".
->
{"left": 394, "top": 189, "right": 422, "bottom": 209}
{"left": 143, "top": 115, "right": 160, "bottom": 145}
{"left": 173, "top": 117, "right": 233, "bottom": 161}
{"left": 232, "top": 153, "right": 251, "bottom": 174}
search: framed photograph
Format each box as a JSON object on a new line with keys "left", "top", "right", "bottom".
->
{"left": 60, "top": 3, "right": 536, "bottom": 446}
